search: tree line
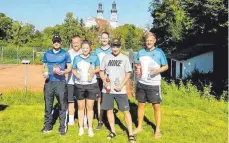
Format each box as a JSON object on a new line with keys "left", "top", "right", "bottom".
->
{"left": 0, "top": 12, "right": 145, "bottom": 51}
{"left": 149, "top": 0, "right": 228, "bottom": 54}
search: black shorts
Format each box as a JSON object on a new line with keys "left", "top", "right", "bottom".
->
{"left": 74, "top": 83, "right": 100, "bottom": 100}
{"left": 101, "top": 93, "right": 130, "bottom": 111}
{"left": 67, "top": 84, "right": 75, "bottom": 102}
{"left": 136, "top": 82, "right": 162, "bottom": 103}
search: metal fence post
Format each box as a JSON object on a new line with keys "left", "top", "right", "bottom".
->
{"left": 129, "top": 49, "right": 137, "bottom": 83}
{"left": 33, "top": 47, "right": 35, "bottom": 64}
{"left": 1, "top": 47, "right": 3, "bottom": 62}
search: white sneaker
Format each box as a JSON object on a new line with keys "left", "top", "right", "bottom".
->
{"left": 78, "top": 127, "right": 84, "bottom": 136}
{"left": 88, "top": 128, "right": 94, "bottom": 137}
{"left": 68, "top": 121, "right": 75, "bottom": 126}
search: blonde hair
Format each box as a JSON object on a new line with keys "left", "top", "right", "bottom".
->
{"left": 144, "top": 32, "right": 156, "bottom": 40}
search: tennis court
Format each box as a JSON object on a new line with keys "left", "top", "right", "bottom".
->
{"left": 0, "top": 64, "right": 45, "bottom": 91}
{"left": 0, "top": 64, "right": 134, "bottom": 97}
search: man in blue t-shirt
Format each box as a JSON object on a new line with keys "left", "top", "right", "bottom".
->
{"left": 133, "top": 33, "right": 168, "bottom": 139}
{"left": 41, "top": 33, "right": 72, "bottom": 136}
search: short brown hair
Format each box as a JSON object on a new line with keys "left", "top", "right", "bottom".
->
{"left": 101, "top": 31, "right": 109, "bottom": 37}
{"left": 82, "top": 40, "right": 92, "bottom": 46}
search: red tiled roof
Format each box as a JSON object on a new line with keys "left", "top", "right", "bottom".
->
{"left": 95, "top": 18, "right": 110, "bottom": 28}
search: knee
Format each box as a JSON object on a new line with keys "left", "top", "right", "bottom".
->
{"left": 138, "top": 103, "right": 145, "bottom": 109}
{"left": 124, "top": 111, "right": 131, "bottom": 119}
{"left": 107, "top": 110, "right": 113, "bottom": 115}
{"left": 153, "top": 104, "right": 160, "bottom": 111}
{"left": 86, "top": 104, "right": 94, "bottom": 111}
{"left": 78, "top": 105, "right": 85, "bottom": 111}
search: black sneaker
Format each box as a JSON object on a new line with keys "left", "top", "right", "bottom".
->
{"left": 41, "top": 127, "right": 52, "bottom": 133}
{"left": 59, "top": 131, "right": 66, "bottom": 136}
{"left": 96, "top": 122, "right": 103, "bottom": 130}
{"left": 59, "top": 128, "right": 67, "bottom": 136}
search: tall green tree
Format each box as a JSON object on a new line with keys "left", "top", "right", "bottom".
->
{"left": 0, "top": 13, "right": 13, "bottom": 42}
{"left": 149, "top": 0, "right": 228, "bottom": 53}
{"left": 183, "top": 0, "right": 228, "bottom": 45}
{"left": 149, "top": 0, "right": 193, "bottom": 53}
{"left": 112, "top": 24, "right": 144, "bottom": 51}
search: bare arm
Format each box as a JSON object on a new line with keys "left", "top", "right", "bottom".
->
{"left": 121, "top": 72, "right": 131, "bottom": 87}
{"left": 94, "top": 66, "right": 100, "bottom": 74}
{"left": 152, "top": 64, "right": 168, "bottom": 74}
{"left": 64, "top": 63, "right": 72, "bottom": 74}
{"left": 99, "top": 70, "right": 106, "bottom": 82}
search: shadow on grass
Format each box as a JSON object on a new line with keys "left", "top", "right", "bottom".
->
{"left": 129, "top": 101, "right": 156, "bottom": 131}
{"left": 51, "top": 100, "right": 110, "bottom": 130}
{"left": 113, "top": 108, "right": 129, "bottom": 135}
{"left": 0, "top": 104, "right": 8, "bottom": 111}
{"left": 50, "top": 100, "right": 156, "bottom": 132}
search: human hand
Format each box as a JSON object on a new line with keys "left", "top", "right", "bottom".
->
{"left": 43, "top": 72, "right": 49, "bottom": 78}
{"left": 151, "top": 69, "right": 159, "bottom": 75}
{"left": 114, "top": 84, "right": 124, "bottom": 92}
{"left": 135, "top": 65, "right": 141, "bottom": 75}
{"left": 55, "top": 70, "right": 65, "bottom": 75}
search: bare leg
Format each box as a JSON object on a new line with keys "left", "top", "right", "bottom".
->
{"left": 153, "top": 103, "right": 162, "bottom": 138}
{"left": 86, "top": 99, "right": 95, "bottom": 128}
{"left": 133, "top": 102, "right": 145, "bottom": 134}
{"left": 107, "top": 109, "right": 115, "bottom": 133}
{"left": 68, "top": 102, "right": 75, "bottom": 124}
{"left": 77, "top": 100, "right": 85, "bottom": 128}
{"left": 124, "top": 111, "right": 133, "bottom": 135}
{"left": 97, "top": 97, "right": 101, "bottom": 119}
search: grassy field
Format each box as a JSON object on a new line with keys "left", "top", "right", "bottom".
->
{"left": 0, "top": 81, "right": 228, "bottom": 143}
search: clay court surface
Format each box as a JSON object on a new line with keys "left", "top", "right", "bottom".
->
{"left": 0, "top": 64, "right": 134, "bottom": 96}
{"left": 0, "top": 64, "right": 45, "bottom": 91}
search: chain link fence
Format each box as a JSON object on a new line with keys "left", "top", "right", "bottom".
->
{"left": 0, "top": 46, "right": 44, "bottom": 65}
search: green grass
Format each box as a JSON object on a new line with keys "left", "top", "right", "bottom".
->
{"left": 0, "top": 81, "right": 228, "bottom": 143}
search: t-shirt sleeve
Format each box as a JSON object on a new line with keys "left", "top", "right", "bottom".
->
{"left": 72, "top": 57, "right": 77, "bottom": 69}
{"left": 65, "top": 52, "right": 71, "bottom": 63}
{"left": 134, "top": 52, "right": 140, "bottom": 64}
{"left": 100, "top": 56, "right": 106, "bottom": 71}
{"left": 160, "top": 50, "right": 168, "bottom": 65}
{"left": 95, "top": 56, "right": 100, "bottom": 66}
{"left": 42, "top": 52, "right": 47, "bottom": 63}
{"left": 125, "top": 57, "right": 132, "bottom": 72}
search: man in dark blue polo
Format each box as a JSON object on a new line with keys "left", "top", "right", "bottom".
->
{"left": 41, "top": 33, "right": 72, "bottom": 136}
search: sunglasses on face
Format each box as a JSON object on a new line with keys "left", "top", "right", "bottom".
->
{"left": 53, "top": 40, "right": 61, "bottom": 44}
{"left": 112, "top": 46, "right": 121, "bottom": 48}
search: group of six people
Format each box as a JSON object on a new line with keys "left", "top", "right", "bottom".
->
{"left": 41, "top": 31, "right": 168, "bottom": 142}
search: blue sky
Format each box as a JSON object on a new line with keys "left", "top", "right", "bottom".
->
{"left": 0, "top": 0, "right": 153, "bottom": 31}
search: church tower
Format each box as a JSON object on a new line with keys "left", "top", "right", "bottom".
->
{"left": 110, "top": 1, "right": 118, "bottom": 28}
{"left": 97, "top": 2, "right": 104, "bottom": 19}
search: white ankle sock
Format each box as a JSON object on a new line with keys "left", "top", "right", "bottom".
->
{"left": 84, "top": 115, "right": 88, "bottom": 124}
{"left": 69, "top": 115, "right": 74, "bottom": 123}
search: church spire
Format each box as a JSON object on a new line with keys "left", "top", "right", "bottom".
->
{"left": 97, "top": 1, "right": 104, "bottom": 19}
{"left": 110, "top": 1, "right": 118, "bottom": 28}
{"left": 111, "top": 1, "right": 117, "bottom": 13}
